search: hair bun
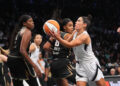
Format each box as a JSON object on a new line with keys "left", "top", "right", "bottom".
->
{"left": 88, "top": 14, "right": 92, "bottom": 21}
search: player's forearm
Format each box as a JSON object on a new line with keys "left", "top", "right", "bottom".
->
{"left": 20, "top": 49, "right": 36, "bottom": 68}
{"left": 45, "top": 68, "right": 49, "bottom": 77}
{"left": 43, "top": 42, "right": 51, "bottom": 51}
{"left": 66, "top": 34, "right": 74, "bottom": 42}
{"left": 43, "top": 37, "right": 54, "bottom": 51}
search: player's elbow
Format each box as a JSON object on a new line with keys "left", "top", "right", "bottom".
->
{"left": 20, "top": 47, "right": 26, "bottom": 55}
{"left": 43, "top": 43, "right": 51, "bottom": 51}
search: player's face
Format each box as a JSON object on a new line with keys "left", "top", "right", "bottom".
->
{"left": 75, "top": 17, "right": 86, "bottom": 32}
{"left": 34, "top": 35, "right": 42, "bottom": 46}
{"left": 64, "top": 21, "right": 73, "bottom": 34}
{"left": 24, "top": 18, "right": 34, "bottom": 29}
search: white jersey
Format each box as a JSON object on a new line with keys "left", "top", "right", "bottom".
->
{"left": 73, "top": 31, "right": 104, "bottom": 82}
{"left": 73, "top": 31, "right": 96, "bottom": 62}
{"left": 30, "top": 43, "right": 40, "bottom": 63}
{"left": 30, "top": 43, "right": 46, "bottom": 73}
{"left": 38, "top": 59, "right": 46, "bottom": 74}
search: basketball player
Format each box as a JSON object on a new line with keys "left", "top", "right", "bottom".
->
{"left": 29, "top": 34, "right": 48, "bottom": 86}
{"left": 7, "top": 15, "right": 42, "bottom": 86}
{"left": 0, "top": 54, "right": 7, "bottom": 86}
{"left": 0, "top": 47, "right": 13, "bottom": 86}
{"left": 49, "top": 16, "right": 106, "bottom": 86}
{"left": 38, "top": 53, "right": 49, "bottom": 86}
{"left": 43, "top": 18, "right": 76, "bottom": 86}
{"left": 29, "top": 34, "right": 42, "bottom": 72}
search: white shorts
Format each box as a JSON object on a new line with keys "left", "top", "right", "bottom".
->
{"left": 76, "top": 59, "right": 104, "bottom": 82}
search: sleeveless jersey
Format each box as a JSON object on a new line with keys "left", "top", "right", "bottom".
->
{"left": 73, "top": 31, "right": 96, "bottom": 62}
{"left": 30, "top": 43, "right": 40, "bottom": 63}
{"left": 10, "top": 28, "right": 30, "bottom": 56}
{"left": 10, "top": 31, "right": 23, "bottom": 56}
{"left": 52, "top": 32, "right": 71, "bottom": 59}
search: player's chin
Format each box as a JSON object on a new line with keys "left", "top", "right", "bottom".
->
{"left": 75, "top": 27, "right": 78, "bottom": 31}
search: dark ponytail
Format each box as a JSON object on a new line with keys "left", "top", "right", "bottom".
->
{"left": 81, "top": 15, "right": 92, "bottom": 29}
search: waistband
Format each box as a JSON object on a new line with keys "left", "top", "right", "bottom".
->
{"left": 76, "top": 58, "right": 98, "bottom": 64}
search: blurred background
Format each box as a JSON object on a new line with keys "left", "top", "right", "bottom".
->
{"left": 0, "top": 0, "right": 120, "bottom": 79}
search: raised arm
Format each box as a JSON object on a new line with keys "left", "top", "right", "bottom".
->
{"left": 29, "top": 43, "right": 35, "bottom": 53}
{"left": 51, "top": 31, "right": 89, "bottom": 48}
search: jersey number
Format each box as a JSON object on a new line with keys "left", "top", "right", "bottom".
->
{"left": 55, "top": 40, "right": 59, "bottom": 46}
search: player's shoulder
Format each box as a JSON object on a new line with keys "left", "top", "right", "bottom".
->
{"left": 60, "top": 31, "right": 71, "bottom": 40}
{"left": 60, "top": 31, "right": 67, "bottom": 38}
{"left": 24, "top": 28, "right": 32, "bottom": 35}
{"left": 82, "top": 31, "right": 89, "bottom": 36}
{"left": 77, "top": 31, "right": 89, "bottom": 40}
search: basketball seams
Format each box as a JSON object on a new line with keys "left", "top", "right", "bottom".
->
{"left": 46, "top": 22, "right": 58, "bottom": 33}
{"left": 43, "top": 20, "right": 60, "bottom": 35}
{"left": 48, "top": 20, "right": 60, "bottom": 30}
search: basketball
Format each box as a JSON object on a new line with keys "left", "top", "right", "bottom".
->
{"left": 43, "top": 20, "right": 60, "bottom": 35}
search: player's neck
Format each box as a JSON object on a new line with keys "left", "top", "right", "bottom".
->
{"left": 78, "top": 29, "right": 85, "bottom": 35}
{"left": 34, "top": 42, "right": 40, "bottom": 48}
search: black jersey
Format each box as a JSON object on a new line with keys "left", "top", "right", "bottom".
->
{"left": 10, "top": 31, "right": 22, "bottom": 56}
{"left": 52, "top": 32, "right": 71, "bottom": 59}
{"left": 7, "top": 29, "right": 35, "bottom": 79}
{"left": 10, "top": 31, "right": 30, "bottom": 57}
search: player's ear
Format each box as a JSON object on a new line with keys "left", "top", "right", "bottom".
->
{"left": 83, "top": 23, "right": 87, "bottom": 28}
{"left": 23, "top": 22, "right": 27, "bottom": 26}
{"left": 63, "top": 26, "right": 66, "bottom": 30}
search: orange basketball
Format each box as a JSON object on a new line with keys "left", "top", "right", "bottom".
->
{"left": 43, "top": 20, "right": 60, "bottom": 35}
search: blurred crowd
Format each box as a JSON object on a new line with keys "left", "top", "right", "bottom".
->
{"left": 0, "top": 1, "right": 120, "bottom": 85}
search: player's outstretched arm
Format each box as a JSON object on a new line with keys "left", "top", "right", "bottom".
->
{"left": 50, "top": 31, "right": 88, "bottom": 48}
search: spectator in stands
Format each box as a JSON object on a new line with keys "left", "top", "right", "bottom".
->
{"left": 101, "top": 66, "right": 108, "bottom": 75}
{"left": 110, "top": 68, "right": 116, "bottom": 76}
{"left": 117, "top": 66, "right": 120, "bottom": 75}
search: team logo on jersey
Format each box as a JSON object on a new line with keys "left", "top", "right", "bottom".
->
{"left": 53, "top": 40, "right": 60, "bottom": 55}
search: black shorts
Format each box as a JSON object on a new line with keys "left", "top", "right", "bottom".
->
{"left": 7, "top": 55, "right": 35, "bottom": 80}
{"left": 50, "top": 58, "right": 75, "bottom": 79}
